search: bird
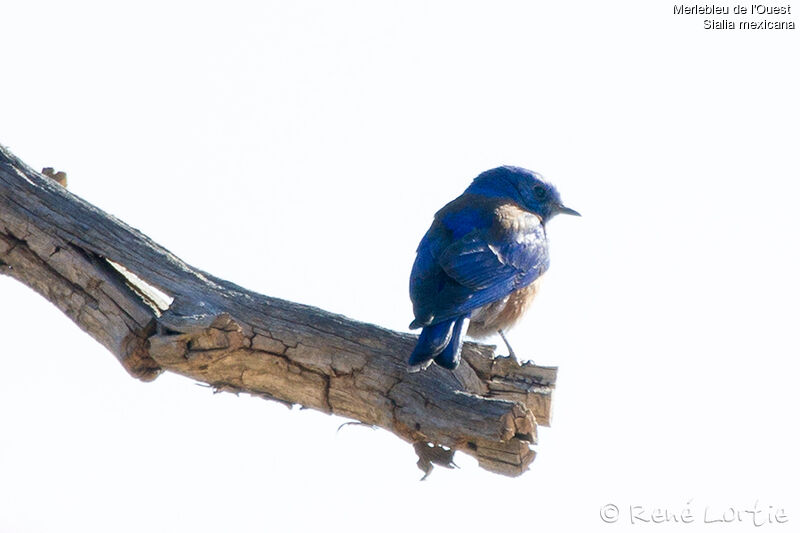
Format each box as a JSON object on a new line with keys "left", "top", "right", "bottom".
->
{"left": 407, "top": 166, "right": 579, "bottom": 371}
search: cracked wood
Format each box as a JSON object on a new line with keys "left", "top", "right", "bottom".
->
{"left": 0, "top": 144, "right": 558, "bottom": 477}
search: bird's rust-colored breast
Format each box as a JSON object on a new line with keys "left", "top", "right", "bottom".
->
{"left": 467, "top": 277, "right": 542, "bottom": 338}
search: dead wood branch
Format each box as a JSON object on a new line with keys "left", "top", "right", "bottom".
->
{"left": 0, "top": 144, "right": 557, "bottom": 477}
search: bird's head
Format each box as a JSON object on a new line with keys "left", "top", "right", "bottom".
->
{"left": 465, "top": 166, "right": 580, "bottom": 222}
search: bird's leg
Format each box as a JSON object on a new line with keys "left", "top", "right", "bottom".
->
{"left": 497, "top": 329, "right": 517, "bottom": 360}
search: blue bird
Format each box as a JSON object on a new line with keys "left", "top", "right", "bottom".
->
{"left": 408, "top": 166, "right": 579, "bottom": 371}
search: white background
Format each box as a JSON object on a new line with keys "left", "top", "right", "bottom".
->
{"left": 2, "top": 1, "right": 798, "bottom": 532}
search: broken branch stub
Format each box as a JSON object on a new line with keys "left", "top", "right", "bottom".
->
{"left": 0, "top": 144, "right": 557, "bottom": 477}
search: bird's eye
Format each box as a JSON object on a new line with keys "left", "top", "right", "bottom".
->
{"left": 533, "top": 186, "right": 547, "bottom": 200}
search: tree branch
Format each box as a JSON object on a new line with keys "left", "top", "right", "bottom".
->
{"left": 0, "top": 144, "right": 557, "bottom": 477}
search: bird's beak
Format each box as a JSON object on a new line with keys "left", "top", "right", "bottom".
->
{"left": 557, "top": 204, "right": 581, "bottom": 217}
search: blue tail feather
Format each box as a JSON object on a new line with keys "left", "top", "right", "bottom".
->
{"left": 433, "top": 316, "right": 469, "bottom": 370}
{"left": 408, "top": 320, "right": 454, "bottom": 368}
{"left": 408, "top": 316, "right": 470, "bottom": 370}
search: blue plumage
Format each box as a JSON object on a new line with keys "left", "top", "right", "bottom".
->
{"left": 408, "top": 166, "right": 579, "bottom": 371}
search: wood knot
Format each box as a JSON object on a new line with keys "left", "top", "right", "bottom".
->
{"left": 41, "top": 167, "right": 68, "bottom": 187}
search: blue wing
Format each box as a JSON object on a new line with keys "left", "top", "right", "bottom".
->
{"left": 409, "top": 194, "right": 549, "bottom": 328}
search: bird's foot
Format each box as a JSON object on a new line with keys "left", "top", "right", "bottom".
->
{"left": 497, "top": 329, "right": 519, "bottom": 361}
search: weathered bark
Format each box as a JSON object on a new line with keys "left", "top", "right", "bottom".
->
{"left": 0, "top": 144, "right": 557, "bottom": 477}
